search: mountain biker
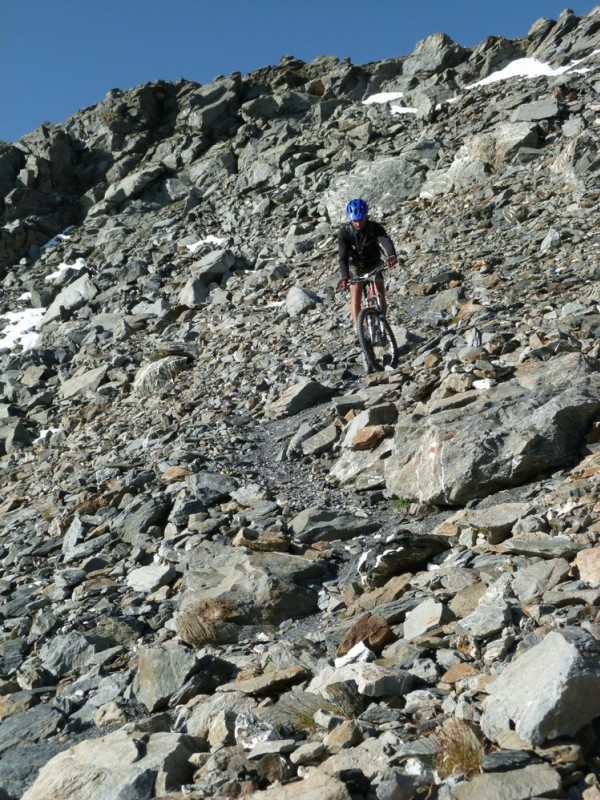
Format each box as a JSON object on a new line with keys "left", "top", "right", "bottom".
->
{"left": 337, "top": 198, "right": 398, "bottom": 338}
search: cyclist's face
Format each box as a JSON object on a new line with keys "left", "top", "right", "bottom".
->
{"left": 352, "top": 218, "right": 367, "bottom": 230}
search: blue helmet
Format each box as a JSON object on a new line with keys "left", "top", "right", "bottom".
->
{"left": 346, "top": 198, "right": 368, "bottom": 221}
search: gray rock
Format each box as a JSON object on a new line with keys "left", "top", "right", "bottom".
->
{"left": 290, "top": 506, "right": 380, "bottom": 543}
{"left": 403, "top": 32, "right": 467, "bottom": 77}
{"left": 115, "top": 494, "right": 170, "bottom": 544}
{"left": 459, "top": 574, "right": 513, "bottom": 639}
{"left": 403, "top": 598, "right": 454, "bottom": 640}
{"left": 285, "top": 286, "right": 322, "bottom": 316}
{"left": 482, "top": 628, "right": 600, "bottom": 745}
{"left": 182, "top": 690, "right": 258, "bottom": 740}
{"left": 512, "top": 558, "right": 570, "bottom": 602}
{"left": 458, "top": 502, "right": 531, "bottom": 544}
{"left": 301, "top": 422, "right": 339, "bottom": 456}
{"left": 186, "top": 470, "right": 237, "bottom": 505}
{"left": 58, "top": 364, "right": 109, "bottom": 400}
{"left": 126, "top": 563, "right": 176, "bottom": 593}
{"left": 176, "top": 543, "right": 327, "bottom": 644}
{"left": 308, "top": 662, "right": 413, "bottom": 699}
{"left": 179, "top": 277, "right": 209, "bottom": 307}
{"left": 40, "top": 273, "right": 97, "bottom": 326}
{"left": 132, "top": 356, "right": 188, "bottom": 396}
{"left": 375, "top": 768, "right": 430, "bottom": 800}
{"left": 190, "top": 248, "right": 236, "bottom": 284}
{"left": 38, "top": 632, "right": 110, "bottom": 678}
{"left": 540, "top": 227, "right": 561, "bottom": 251}
{"left": 511, "top": 98, "right": 562, "bottom": 122}
{"left": 133, "top": 642, "right": 198, "bottom": 712}
{"left": 0, "top": 704, "right": 64, "bottom": 756}
{"left": 0, "top": 418, "right": 33, "bottom": 454}
{"left": 103, "top": 164, "right": 165, "bottom": 207}
{"left": 357, "top": 531, "right": 451, "bottom": 588}
{"left": 385, "top": 353, "right": 600, "bottom": 505}
{"left": 324, "top": 155, "right": 426, "bottom": 220}
{"left": 247, "top": 770, "right": 353, "bottom": 799}
{"left": 265, "top": 380, "right": 336, "bottom": 418}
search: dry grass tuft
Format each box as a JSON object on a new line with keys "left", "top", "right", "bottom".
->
{"left": 432, "top": 717, "right": 484, "bottom": 778}
{"left": 175, "top": 598, "right": 239, "bottom": 646}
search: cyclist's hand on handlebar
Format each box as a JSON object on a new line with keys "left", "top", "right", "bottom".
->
{"left": 338, "top": 277, "right": 349, "bottom": 290}
{"left": 385, "top": 255, "right": 398, "bottom": 268}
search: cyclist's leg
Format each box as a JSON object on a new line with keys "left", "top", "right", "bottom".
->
{"left": 349, "top": 263, "right": 365, "bottom": 331}
{"left": 350, "top": 284, "right": 362, "bottom": 330}
{"left": 376, "top": 278, "right": 387, "bottom": 316}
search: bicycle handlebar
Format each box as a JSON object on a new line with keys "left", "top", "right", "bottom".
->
{"left": 348, "top": 262, "right": 389, "bottom": 284}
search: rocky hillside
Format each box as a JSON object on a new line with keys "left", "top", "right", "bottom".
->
{"left": 1, "top": 7, "right": 600, "bottom": 799}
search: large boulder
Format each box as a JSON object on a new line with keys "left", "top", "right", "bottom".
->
{"left": 481, "top": 628, "right": 600, "bottom": 745}
{"left": 39, "top": 273, "right": 97, "bottom": 326}
{"left": 385, "top": 353, "right": 600, "bottom": 505}
{"left": 21, "top": 726, "right": 196, "bottom": 800}
{"left": 174, "top": 542, "right": 328, "bottom": 646}
{"left": 323, "top": 155, "right": 427, "bottom": 222}
{"left": 402, "top": 33, "right": 468, "bottom": 77}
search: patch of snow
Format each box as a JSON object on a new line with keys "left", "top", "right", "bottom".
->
{"left": 33, "top": 427, "right": 61, "bottom": 444}
{"left": 44, "top": 257, "right": 87, "bottom": 282}
{"left": 391, "top": 105, "right": 418, "bottom": 115}
{"left": 186, "top": 235, "right": 227, "bottom": 254}
{"left": 41, "top": 226, "right": 76, "bottom": 250}
{"left": 468, "top": 53, "right": 599, "bottom": 89}
{"left": 0, "top": 308, "right": 45, "bottom": 351}
{"left": 363, "top": 91, "right": 405, "bottom": 105}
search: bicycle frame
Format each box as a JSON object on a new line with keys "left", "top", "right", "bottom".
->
{"left": 349, "top": 264, "right": 386, "bottom": 313}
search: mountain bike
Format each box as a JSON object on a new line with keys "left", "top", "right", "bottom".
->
{"left": 350, "top": 263, "right": 399, "bottom": 374}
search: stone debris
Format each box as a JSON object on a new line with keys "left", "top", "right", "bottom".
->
{"left": 1, "top": 9, "right": 600, "bottom": 800}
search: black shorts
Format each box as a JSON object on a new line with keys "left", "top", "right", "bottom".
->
{"left": 349, "top": 262, "right": 384, "bottom": 279}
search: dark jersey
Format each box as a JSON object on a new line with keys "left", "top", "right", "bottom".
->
{"left": 338, "top": 220, "right": 396, "bottom": 279}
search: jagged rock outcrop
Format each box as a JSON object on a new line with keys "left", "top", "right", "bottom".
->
{"left": 1, "top": 7, "right": 600, "bottom": 800}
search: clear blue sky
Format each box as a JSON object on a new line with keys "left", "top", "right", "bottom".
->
{"left": 1, "top": 0, "right": 597, "bottom": 143}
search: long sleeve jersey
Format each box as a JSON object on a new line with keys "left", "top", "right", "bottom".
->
{"left": 338, "top": 220, "right": 396, "bottom": 279}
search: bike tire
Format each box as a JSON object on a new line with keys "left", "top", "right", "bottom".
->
{"left": 357, "top": 308, "right": 399, "bottom": 373}
{"left": 357, "top": 308, "right": 380, "bottom": 374}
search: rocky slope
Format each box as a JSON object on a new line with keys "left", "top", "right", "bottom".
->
{"left": 1, "top": 7, "right": 600, "bottom": 799}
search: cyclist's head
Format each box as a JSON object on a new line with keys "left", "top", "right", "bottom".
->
{"left": 346, "top": 198, "right": 368, "bottom": 222}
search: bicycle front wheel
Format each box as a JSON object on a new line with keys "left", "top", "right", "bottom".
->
{"left": 357, "top": 308, "right": 399, "bottom": 373}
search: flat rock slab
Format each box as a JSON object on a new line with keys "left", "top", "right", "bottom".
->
{"left": 449, "top": 763, "right": 562, "bottom": 800}
{"left": 21, "top": 728, "right": 196, "bottom": 800}
{"left": 290, "top": 506, "right": 380, "bottom": 543}
{"left": 0, "top": 704, "right": 64, "bottom": 756}
{"left": 126, "top": 563, "right": 175, "bottom": 593}
{"left": 249, "top": 769, "right": 352, "bottom": 799}
{"left": 265, "top": 380, "right": 336, "bottom": 418}
{"left": 59, "top": 365, "right": 108, "bottom": 400}
{"left": 217, "top": 666, "right": 309, "bottom": 696}
{"left": 308, "top": 662, "right": 413, "bottom": 699}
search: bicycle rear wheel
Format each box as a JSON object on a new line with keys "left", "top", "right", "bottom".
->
{"left": 357, "top": 308, "right": 399, "bottom": 373}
